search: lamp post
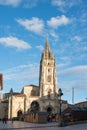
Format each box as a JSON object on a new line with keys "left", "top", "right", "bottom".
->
{"left": 58, "top": 88, "right": 63, "bottom": 126}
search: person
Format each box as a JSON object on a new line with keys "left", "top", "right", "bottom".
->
{"left": 2, "top": 117, "right": 5, "bottom": 124}
{"left": 49, "top": 115, "right": 52, "bottom": 122}
{"left": 4, "top": 117, "right": 8, "bottom": 124}
{"left": 12, "top": 118, "right": 13, "bottom": 123}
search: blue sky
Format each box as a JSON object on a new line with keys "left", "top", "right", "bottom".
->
{"left": 0, "top": 0, "right": 87, "bottom": 104}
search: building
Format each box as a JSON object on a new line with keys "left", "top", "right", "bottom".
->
{"left": 75, "top": 101, "right": 87, "bottom": 108}
{"left": 0, "top": 39, "right": 68, "bottom": 119}
{"left": 62, "top": 106, "right": 87, "bottom": 122}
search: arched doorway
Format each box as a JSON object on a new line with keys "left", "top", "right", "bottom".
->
{"left": 17, "top": 110, "right": 23, "bottom": 117}
{"left": 47, "top": 106, "right": 52, "bottom": 115}
{"left": 46, "top": 106, "right": 53, "bottom": 122}
{"left": 30, "top": 101, "right": 39, "bottom": 112}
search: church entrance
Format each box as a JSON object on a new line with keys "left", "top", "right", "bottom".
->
{"left": 46, "top": 106, "right": 53, "bottom": 122}
{"left": 30, "top": 101, "right": 39, "bottom": 112}
{"left": 47, "top": 106, "right": 52, "bottom": 115}
{"left": 17, "top": 110, "right": 23, "bottom": 117}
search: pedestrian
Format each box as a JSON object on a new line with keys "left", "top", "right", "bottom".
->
{"left": 2, "top": 118, "right": 5, "bottom": 124}
{"left": 4, "top": 117, "right": 7, "bottom": 124}
{"left": 12, "top": 118, "right": 14, "bottom": 123}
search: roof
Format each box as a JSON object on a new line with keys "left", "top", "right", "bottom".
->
{"left": 71, "top": 106, "right": 87, "bottom": 111}
{"left": 23, "top": 84, "right": 39, "bottom": 88}
{"left": 0, "top": 99, "right": 8, "bottom": 103}
{"left": 63, "top": 106, "right": 87, "bottom": 113}
{"left": 14, "top": 94, "right": 26, "bottom": 97}
{"left": 3, "top": 92, "right": 20, "bottom": 96}
{"left": 75, "top": 101, "right": 87, "bottom": 105}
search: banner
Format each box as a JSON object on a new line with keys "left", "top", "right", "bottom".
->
{"left": 0, "top": 74, "right": 3, "bottom": 90}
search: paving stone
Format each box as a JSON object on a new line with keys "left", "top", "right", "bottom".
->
{"left": 0, "top": 121, "right": 87, "bottom": 130}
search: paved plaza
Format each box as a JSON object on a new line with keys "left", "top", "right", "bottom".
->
{"left": 0, "top": 121, "right": 87, "bottom": 130}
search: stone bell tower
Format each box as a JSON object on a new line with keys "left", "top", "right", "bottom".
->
{"left": 39, "top": 38, "right": 58, "bottom": 99}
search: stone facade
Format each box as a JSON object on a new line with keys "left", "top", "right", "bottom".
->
{"left": 0, "top": 39, "right": 68, "bottom": 119}
{"left": 75, "top": 101, "right": 87, "bottom": 108}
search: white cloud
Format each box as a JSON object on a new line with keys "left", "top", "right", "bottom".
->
{"left": 58, "top": 65, "right": 87, "bottom": 102}
{"left": 49, "top": 30, "right": 59, "bottom": 40}
{"left": 0, "top": 0, "right": 38, "bottom": 8}
{"left": 36, "top": 45, "right": 44, "bottom": 51}
{"left": 60, "top": 56, "right": 71, "bottom": 62}
{"left": 57, "top": 63, "right": 68, "bottom": 68}
{"left": 47, "top": 15, "right": 70, "bottom": 28}
{"left": 72, "top": 36, "right": 81, "bottom": 42}
{"left": 51, "top": 0, "right": 65, "bottom": 6}
{"left": 82, "top": 46, "right": 87, "bottom": 51}
{"left": 1, "top": 63, "right": 39, "bottom": 92}
{"left": 16, "top": 17, "right": 44, "bottom": 34}
{"left": 51, "top": 0, "right": 67, "bottom": 12}
{"left": 23, "top": 0, "right": 38, "bottom": 8}
{"left": 57, "top": 59, "right": 71, "bottom": 69}
{"left": 51, "top": 0, "right": 83, "bottom": 12}
{"left": 59, "top": 65, "right": 87, "bottom": 80}
{"left": 0, "top": 0, "right": 22, "bottom": 7}
{"left": 3, "top": 63, "right": 39, "bottom": 80}
{"left": 0, "top": 36, "right": 31, "bottom": 50}
{"left": 2, "top": 63, "right": 39, "bottom": 90}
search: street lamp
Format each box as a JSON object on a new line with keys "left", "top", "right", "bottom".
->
{"left": 58, "top": 88, "right": 63, "bottom": 126}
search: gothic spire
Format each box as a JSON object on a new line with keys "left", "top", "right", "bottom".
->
{"left": 41, "top": 38, "right": 54, "bottom": 60}
{"left": 10, "top": 88, "right": 13, "bottom": 93}
{"left": 10, "top": 88, "right": 13, "bottom": 96}
{"left": 45, "top": 37, "right": 50, "bottom": 50}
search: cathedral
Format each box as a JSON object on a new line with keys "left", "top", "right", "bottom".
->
{"left": 0, "top": 39, "right": 68, "bottom": 119}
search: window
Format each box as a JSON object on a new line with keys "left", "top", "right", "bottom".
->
{"left": 47, "top": 75, "right": 51, "bottom": 82}
{"left": 31, "top": 90, "right": 36, "bottom": 96}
